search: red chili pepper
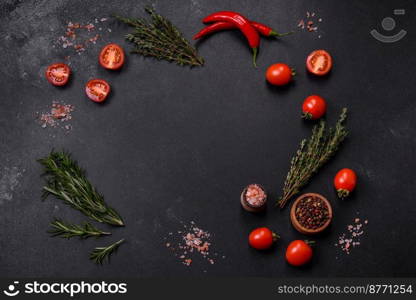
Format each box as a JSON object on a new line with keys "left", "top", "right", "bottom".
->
{"left": 193, "top": 21, "right": 291, "bottom": 40}
{"left": 202, "top": 11, "right": 260, "bottom": 66}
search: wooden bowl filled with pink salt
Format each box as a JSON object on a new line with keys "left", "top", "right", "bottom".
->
{"left": 241, "top": 184, "right": 267, "bottom": 212}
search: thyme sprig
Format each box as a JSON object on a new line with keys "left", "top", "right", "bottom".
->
{"left": 49, "top": 219, "right": 111, "bottom": 239}
{"left": 39, "top": 151, "right": 124, "bottom": 226}
{"left": 115, "top": 7, "right": 204, "bottom": 66}
{"left": 278, "top": 108, "right": 348, "bottom": 208}
{"left": 90, "top": 239, "right": 125, "bottom": 264}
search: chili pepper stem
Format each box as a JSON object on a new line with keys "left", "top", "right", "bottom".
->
{"left": 270, "top": 30, "right": 293, "bottom": 37}
{"left": 252, "top": 47, "right": 258, "bottom": 67}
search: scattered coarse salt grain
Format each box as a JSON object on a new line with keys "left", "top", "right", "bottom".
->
{"left": 38, "top": 101, "right": 74, "bottom": 130}
{"left": 298, "top": 11, "right": 322, "bottom": 36}
{"left": 335, "top": 215, "right": 368, "bottom": 254}
{"left": 164, "top": 221, "right": 225, "bottom": 268}
{"left": 56, "top": 17, "right": 111, "bottom": 55}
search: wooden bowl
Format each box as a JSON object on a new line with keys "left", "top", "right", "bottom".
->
{"left": 240, "top": 184, "right": 267, "bottom": 213}
{"left": 290, "top": 193, "right": 332, "bottom": 235}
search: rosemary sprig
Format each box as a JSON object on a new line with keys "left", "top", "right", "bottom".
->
{"left": 49, "top": 219, "right": 111, "bottom": 239}
{"left": 278, "top": 108, "right": 348, "bottom": 208}
{"left": 39, "top": 151, "right": 124, "bottom": 226}
{"left": 90, "top": 239, "right": 125, "bottom": 264}
{"left": 115, "top": 6, "right": 204, "bottom": 67}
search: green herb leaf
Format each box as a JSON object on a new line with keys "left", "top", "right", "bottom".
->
{"left": 38, "top": 151, "right": 124, "bottom": 226}
{"left": 89, "top": 239, "right": 125, "bottom": 264}
{"left": 49, "top": 219, "right": 111, "bottom": 239}
{"left": 278, "top": 108, "right": 348, "bottom": 208}
{"left": 115, "top": 7, "right": 204, "bottom": 67}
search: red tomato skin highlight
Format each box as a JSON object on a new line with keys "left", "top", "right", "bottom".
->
{"left": 302, "top": 95, "right": 327, "bottom": 120}
{"left": 248, "top": 227, "right": 274, "bottom": 250}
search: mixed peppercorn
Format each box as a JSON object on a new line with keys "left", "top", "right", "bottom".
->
{"left": 295, "top": 196, "right": 330, "bottom": 230}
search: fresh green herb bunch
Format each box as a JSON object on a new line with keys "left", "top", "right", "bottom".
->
{"left": 90, "top": 239, "right": 125, "bottom": 264}
{"left": 49, "top": 219, "right": 111, "bottom": 239}
{"left": 115, "top": 7, "right": 204, "bottom": 66}
{"left": 39, "top": 151, "right": 124, "bottom": 226}
{"left": 278, "top": 108, "right": 348, "bottom": 208}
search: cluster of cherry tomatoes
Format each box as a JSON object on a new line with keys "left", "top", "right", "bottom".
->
{"left": 45, "top": 44, "right": 125, "bottom": 103}
{"left": 249, "top": 50, "right": 359, "bottom": 267}
{"left": 248, "top": 227, "right": 313, "bottom": 266}
{"left": 265, "top": 49, "right": 332, "bottom": 120}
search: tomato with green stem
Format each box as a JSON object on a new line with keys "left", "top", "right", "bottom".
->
{"left": 285, "top": 240, "right": 313, "bottom": 266}
{"left": 266, "top": 63, "right": 294, "bottom": 86}
{"left": 302, "top": 95, "right": 327, "bottom": 120}
{"left": 334, "top": 168, "right": 357, "bottom": 198}
{"left": 248, "top": 227, "right": 279, "bottom": 250}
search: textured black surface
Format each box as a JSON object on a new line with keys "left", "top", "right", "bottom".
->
{"left": 0, "top": 0, "right": 415, "bottom": 278}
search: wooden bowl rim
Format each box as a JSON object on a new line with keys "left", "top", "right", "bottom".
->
{"left": 290, "top": 193, "right": 333, "bottom": 235}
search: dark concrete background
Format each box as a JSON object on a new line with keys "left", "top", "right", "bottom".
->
{"left": 0, "top": 0, "right": 415, "bottom": 278}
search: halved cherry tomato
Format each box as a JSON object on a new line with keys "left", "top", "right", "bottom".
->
{"left": 306, "top": 50, "right": 332, "bottom": 76}
{"left": 285, "top": 240, "right": 313, "bottom": 266}
{"left": 334, "top": 168, "right": 357, "bottom": 198}
{"left": 45, "top": 63, "right": 71, "bottom": 86}
{"left": 85, "top": 79, "right": 111, "bottom": 103}
{"left": 302, "top": 95, "right": 327, "bottom": 120}
{"left": 248, "top": 227, "right": 279, "bottom": 250}
{"left": 99, "top": 43, "right": 125, "bottom": 70}
{"left": 266, "top": 63, "right": 294, "bottom": 86}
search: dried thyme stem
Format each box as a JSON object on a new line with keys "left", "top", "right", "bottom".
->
{"left": 49, "top": 219, "right": 111, "bottom": 239}
{"left": 115, "top": 7, "right": 204, "bottom": 67}
{"left": 38, "top": 151, "right": 124, "bottom": 226}
{"left": 278, "top": 108, "right": 348, "bottom": 208}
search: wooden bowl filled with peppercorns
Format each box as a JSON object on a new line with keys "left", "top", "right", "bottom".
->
{"left": 290, "top": 193, "right": 333, "bottom": 235}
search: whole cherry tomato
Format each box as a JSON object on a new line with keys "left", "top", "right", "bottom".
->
{"left": 265, "top": 63, "right": 294, "bottom": 86}
{"left": 248, "top": 227, "right": 279, "bottom": 250}
{"left": 334, "top": 168, "right": 357, "bottom": 198}
{"left": 85, "top": 79, "right": 111, "bottom": 103}
{"left": 99, "top": 43, "right": 125, "bottom": 70}
{"left": 285, "top": 240, "right": 313, "bottom": 266}
{"left": 306, "top": 50, "right": 332, "bottom": 76}
{"left": 45, "top": 63, "right": 71, "bottom": 86}
{"left": 302, "top": 95, "right": 327, "bottom": 120}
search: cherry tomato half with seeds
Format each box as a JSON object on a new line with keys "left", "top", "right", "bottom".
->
{"left": 85, "top": 79, "right": 111, "bottom": 103}
{"left": 99, "top": 43, "right": 125, "bottom": 70}
{"left": 302, "top": 95, "right": 327, "bottom": 120}
{"left": 334, "top": 168, "right": 357, "bottom": 199}
{"left": 45, "top": 63, "right": 71, "bottom": 86}
{"left": 266, "top": 63, "right": 294, "bottom": 86}
{"left": 248, "top": 227, "right": 279, "bottom": 250}
{"left": 306, "top": 50, "right": 332, "bottom": 76}
{"left": 285, "top": 240, "right": 313, "bottom": 266}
